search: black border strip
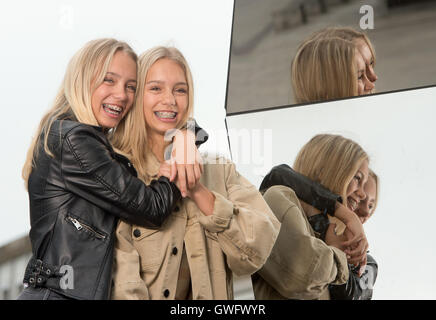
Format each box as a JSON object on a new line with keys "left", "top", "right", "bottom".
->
{"left": 226, "top": 83, "right": 436, "bottom": 118}
{"left": 224, "top": 0, "right": 236, "bottom": 113}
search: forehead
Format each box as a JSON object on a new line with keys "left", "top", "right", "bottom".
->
{"left": 108, "top": 51, "right": 137, "bottom": 79}
{"left": 358, "top": 159, "right": 369, "bottom": 176}
{"left": 364, "top": 176, "right": 377, "bottom": 198}
{"left": 146, "top": 58, "right": 186, "bottom": 81}
{"left": 355, "top": 39, "right": 373, "bottom": 61}
{"left": 354, "top": 51, "right": 366, "bottom": 69}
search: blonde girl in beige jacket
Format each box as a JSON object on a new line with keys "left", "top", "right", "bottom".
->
{"left": 253, "top": 134, "right": 370, "bottom": 300}
{"left": 109, "top": 46, "right": 280, "bottom": 300}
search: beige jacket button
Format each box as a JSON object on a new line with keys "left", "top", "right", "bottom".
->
{"left": 241, "top": 254, "right": 248, "bottom": 261}
{"left": 172, "top": 247, "right": 178, "bottom": 255}
{"left": 133, "top": 229, "right": 141, "bottom": 238}
{"left": 233, "top": 207, "right": 240, "bottom": 214}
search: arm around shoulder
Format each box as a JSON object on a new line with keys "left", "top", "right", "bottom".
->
{"left": 61, "top": 125, "right": 180, "bottom": 228}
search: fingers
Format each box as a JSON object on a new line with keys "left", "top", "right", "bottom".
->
{"left": 344, "top": 236, "right": 368, "bottom": 267}
{"left": 176, "top": 164, "right": 187, "bottom": 198}
{"left": 185, "top": 164, "right": 196, "bottom": 190}
{"left": 170, "top": 159, "right": 177, "bottom": 182}
{"left": 358, "top": 255, "right": 368, "bottom": 277}
{"left": 193, "top": 162, "right": 202, "bottom": 184}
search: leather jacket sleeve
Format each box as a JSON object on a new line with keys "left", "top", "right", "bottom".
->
{"left": 329, "top": 254, "right": 378, "bottom": 300}
{"left": 259, "top": 164, "right": 342, "bottom": 215}
{"left": 60, "top": 124, "right": 181, "bottom": 228}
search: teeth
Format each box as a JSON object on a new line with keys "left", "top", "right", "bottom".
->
{"left": 348, "top": 198, "right": 358, "bottom": 211}
{"left": 155, "top": 111, "right": 176, "bottom": 119}
{"left": 103, "top": 104, "right": 123, "bottom": 113}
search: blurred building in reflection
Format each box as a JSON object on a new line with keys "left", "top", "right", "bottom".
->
{"left": 0, "top": 235, "right": 31, "bottom": 300}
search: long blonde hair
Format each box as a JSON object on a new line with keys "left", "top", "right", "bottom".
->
{"left": 293, "top": 134, "right": 369, "bottom": 203}
{"left": 291, "top": 37, "right": 358, "bottom": 103}
{"left": 308, "top": 26, "right": 376, "bottom": 66}
{"left": 22, "top": 38, "right": 137, "bottom": 185}
{"left": 111, "top": 46, "right": 194, "bottom": 181}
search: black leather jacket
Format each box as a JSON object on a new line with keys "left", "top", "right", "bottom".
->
{"left": 23, "top": 119, "right": 191, "bottom": 299}
{"left": 260, "top": 164, "right": 377, "bottom": 300}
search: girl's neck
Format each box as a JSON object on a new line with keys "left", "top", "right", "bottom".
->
{"left": 148, "top": 132, "right": 170, "bottom": 163}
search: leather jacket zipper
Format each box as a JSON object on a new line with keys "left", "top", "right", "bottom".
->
{"left": 66, "top": 216, "right": 107, "bottom": 240}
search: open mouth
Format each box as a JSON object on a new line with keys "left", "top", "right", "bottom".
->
{"left": 347, "top": 197, "right": 358, "bottom": 212}
{"left": 154, "top": 111, "right": 177, "bottom": 120}
{"left": 103, "top": 103, "right": 123, "bottom": 116}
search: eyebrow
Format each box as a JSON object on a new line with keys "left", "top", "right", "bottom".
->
{"left": 146, "top": 80, "right": 187, "bottom": 86}
{"left": 106, "top": 72, "right": 137, "bottom": 83}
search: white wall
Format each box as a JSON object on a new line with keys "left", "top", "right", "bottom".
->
{"left": 226, "top": 86, "right": 436, "bottom": 299}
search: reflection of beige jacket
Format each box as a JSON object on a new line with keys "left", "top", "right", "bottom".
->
{"left": 252, "top": 185, "right": 349, "bottom": 300}
{"left": 111, "top": 155, "right": 280, "bottom": 300}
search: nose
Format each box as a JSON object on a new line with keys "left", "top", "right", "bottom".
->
{"left": 163, "top": 89, "right": 176, "bottom": 106}
{"left": 364, "top": 76, "right": 375, "bottom": 93}
{"left": 356, "top": 184, "right": 366, "bottom": 201}
{"left": 367, "top": 66, "right": 378, "bottom": 83}
{"left": 113, "top": 83, "right": 128, "bottom": 102}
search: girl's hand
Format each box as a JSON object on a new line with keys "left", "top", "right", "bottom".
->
{"left": 334, "top": 204, "right": 369, "bottom": 271}
{"left": 170, "top": 129, "right": 203, "bottom": 197}
{"left": 158, "top": 162, "right": 172, "bottom": 180}
{"left": 324, "top": 223, "right": 347, "bottom": 250}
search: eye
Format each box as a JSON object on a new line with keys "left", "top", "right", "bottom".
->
{"left": 150, "top": 86, "right": 161, "bottom": 91}
{"left": 127, "top": 84, "right": 136, "bottom": 92}
{"left": 104, "top": 77, "right": 114, "bottom": 84}
{"left": 175, "top": 87, "right": 187, "bottom": 94}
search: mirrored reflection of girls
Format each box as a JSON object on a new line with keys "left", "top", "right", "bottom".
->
{"left": 291, "top": 36, "right": 375, "bottom": 104}
{"left": 252, "top": 134, "right": 370, "bottom": 300}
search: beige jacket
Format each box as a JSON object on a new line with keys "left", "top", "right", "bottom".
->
{"left": 252, "top": 185, "right": 349, "bottom": 300}
{"left": 111, "top": 155, "right": 280, "bottom": 300}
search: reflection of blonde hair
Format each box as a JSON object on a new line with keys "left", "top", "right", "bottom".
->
{"left": 291, "top": 37, "right": 357, "bottom": 103}
{"left": 294, "top": 134, "right": 369, "bottom": 208}
{"left": 368, "top": 169, "right": 379, "bottom": 214}
{"left": 308, "top": 27, "right": 376, "bottom": 66}
{"left": 111, "top": 46, "right": 194, "bottom": 181}
{"left": 22, "top": 38, "right": 137, "bottom": 184}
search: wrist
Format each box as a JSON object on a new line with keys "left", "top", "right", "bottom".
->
{"left": 190, "top": 184, "right": 215, "bottom": 216}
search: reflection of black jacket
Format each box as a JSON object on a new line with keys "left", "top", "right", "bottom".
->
{"left": 23, "top": 120, "right": 200, "bottom": 300}
{"left": 329, "top": 254, "right": 378, "bottom": 300}
{"left": 259, "top": 164, "right": 341, "bottom": 215}
{"left": 260, "top": 164, "right": 377, "bottom": 300}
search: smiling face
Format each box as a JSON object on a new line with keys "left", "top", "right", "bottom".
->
{"left": 91, "top": 50, "right": 137, "bottom": 129}
{"left": 355, "top": 38, "right": 377, "bottom": 85}
{"left": 345, "top": 160, "right": 369, "bottom": 212}
{"left": 356, "top": 175, "right": 377, "bottom": 224}
{"left": 142, "top": 58, "right": 188, "bottom": 140}
{"left": 356, "top": 51, "right": 375, "bottom": 95}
